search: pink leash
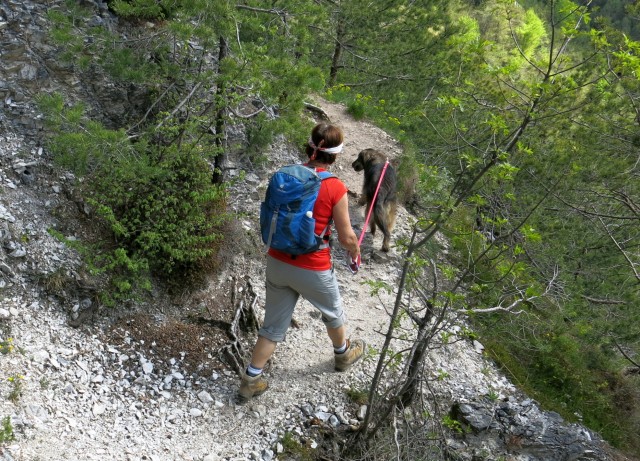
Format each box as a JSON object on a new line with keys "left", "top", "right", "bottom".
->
{"left": 348, "top": 160, "right": 390, "bottom": 273}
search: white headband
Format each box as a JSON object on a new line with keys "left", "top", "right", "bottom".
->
{"left": 308, "top": 138, "right": 344, "bottom": 154}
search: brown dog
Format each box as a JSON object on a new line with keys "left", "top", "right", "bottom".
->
{"left": 352, "top": 149, "right": 397, "bottom": 252}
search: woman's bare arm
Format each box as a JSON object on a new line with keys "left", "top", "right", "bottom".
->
{"left": 332, "top": 194, "right": 360, "bottom": 258}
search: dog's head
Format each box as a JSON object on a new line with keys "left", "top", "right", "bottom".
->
{"left": 352, "top": 148, "right": 386, "bottom": 172}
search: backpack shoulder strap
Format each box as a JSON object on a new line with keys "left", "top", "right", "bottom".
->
{"left": 315, "top": 171, "right": 337, "bottom": 247}
{"left": 298, "top": 164, "right": 334, "bottom": 181}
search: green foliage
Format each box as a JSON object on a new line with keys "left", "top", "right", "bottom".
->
{"left": 480, "top": 321, "right": 633, "bottom": 448}
{"left": 108, "top": 0, "right": 181, "bottom": 20}
{"left": 0, "top": 338, "right": 16, "bottom": 355}
{"left": 437, "top": 369, "right": 450, "bottom": 380}
{"left": 459, "top": 327, "right": 478, "bottom": 341}
{"left": 47, "top": 229, "right": 147, "bottom": 306}
{"left": 6, "top": 375, "right": 24, "bottom": 404}
{"left": 361, "top": 279, "right": 393, "bottom": 297}
{"left": 37, "top": 94, "right": 130, "bottom": 174}
{"left": 517, "top": 9, "right": 547, "bottom": 58}
{"left": 87, "top": 141, "right": 228, "bottom": 274}
{"left": 0, "top": 416, "right": 15, "bottom": 443}
{"left": 39, "top": 377, "right": 50, "bottom": 390}
{"left": 46, "top": 1, "right": 91, "bottom": 65}
{"left": 41, "top": 0, "right": 336, "bottom": 306}
{"left": 442, "top": 414, "right": 464, "bottom": 434}
{"left": 279, "top": 431, "right": 315, "bottom": 461}
{"left": 347, "top": 94, "right": 369, "bottom": 120}
{"left": 327, "top": 85, "right": 410, "bottom": 147}
{"left": 39, "top": 94, "right": 230, "bottom": 302}
{"left": 0, "top": 337, "right": 23, "bottom": 356}
{"left": 48, "top": 1, "right": 160, "bottom": 81}
{"left": 323, "top": 0, "right": 639, "bottom": 455}
{"left": 346, "top": 386, "right": 369, "bottom": 405}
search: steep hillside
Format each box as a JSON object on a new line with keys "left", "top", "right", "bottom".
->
{"left": 0, "top": 1, "right": 631, "bottom": 460}
{"left": 0, "top": 99, "right": 620, "bottom": 460}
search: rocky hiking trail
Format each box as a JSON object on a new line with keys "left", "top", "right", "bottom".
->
{"left": 0, "top": 96, "right": 417, "bottom": 461}
{"left": 0, "top": 96, "right": 617, "bottom": 461}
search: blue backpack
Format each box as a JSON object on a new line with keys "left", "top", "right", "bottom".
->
{"left": 260, "top": 164, "right": 334, "bottom": 255}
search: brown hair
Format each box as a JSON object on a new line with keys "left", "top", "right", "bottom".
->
{"left": 305, "top": 123, "right": 344, "bottom": 165}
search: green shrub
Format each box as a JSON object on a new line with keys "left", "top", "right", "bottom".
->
{"left": 48, "top": 2, "right": 157, "bottom": 81}
{"left": 87, "top": 141, "right": 227, "bottom": 273}
{"left": 0, "top": 416, "right": 14, "bottom": 443}
{"left": 279, "top": 431, "right": 314, "bottom": 461}
{"left": 107, "top": 0, "right": 182, "bottom": 20}
{"left": 7, "top": 375, "right": 24, "bottom": 404}
{"left": 347, "top": 98, "right": 367, "bottom": 120}
{"left": 39, "top": 94, "right": 230, "bottom": 302}
{"left": 346, "top": 386, "right": 369, "bottom": 405}
{"left": 479, "top": 324, "right": 632, "bottom": 449}
{"left": 0, "top": 338, "right": 15, "bottom": 355}
{"left": 442, "top": 414, "right": 464, "bottom": 434}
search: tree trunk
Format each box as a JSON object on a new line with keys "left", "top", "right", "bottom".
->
{"left": 328, "top": 19, "right": 345, "bottom": 88}
{"left": 212, "top": 36, "right": 228, "bottom": 185}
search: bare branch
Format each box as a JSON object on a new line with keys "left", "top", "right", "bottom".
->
{"left": 227, "top": 100, "right": 266, "bottom": 119}
{"left": 129, "top": 82, "right": 176, "bottom": 135}
{"left": 612, "top": 337, "right": 640, "bottom": 370}
{"left": 546, "top": 188, "right": 640, "bottom": 221}
{"left": 303, "top": 102, "right": 331, "bottom": 121}
{"left": 235, "top": 5, "right": 287, "bottom": 19}
{"left": 507, "top": 16, "right": 545, "bottom": 76}
{"left": 581, "top": 295, "right": 627, "bottom": 305}
{"left": 155, "top": 82, "right": 202, "bottom": 131}
{"left": 614, "top": 190, "right": 640, "bottom": 217}
{"left": 467, "top": 267, "right": 558, "bottom": 314}
{"left": 549, "top": 1, "right": 592, "bottom": 73}
{"left": 393, "top": 408, "right": 400, "bottom": 461}
{"left": 468, "top": 305, "right": 526, "bottom": 315}
{"left": 598, "top": 216, "right": 640, "bottom": 283}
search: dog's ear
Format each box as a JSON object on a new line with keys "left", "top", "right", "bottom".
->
{"left": 369, "top": 149, "right": 381, "bottom": 165}
{"left": 361, "top": 149, "right": 372, "bottom": 164}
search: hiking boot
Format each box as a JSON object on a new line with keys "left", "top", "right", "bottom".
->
{"left": 334, "top": 339, "right": 365, "bottom": 372}
{"left": 238, "top": 371, "right": 269, "bottom": 401}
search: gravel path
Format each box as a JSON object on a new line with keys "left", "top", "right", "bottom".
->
{"left": 0, "top": 98, "right": 514, "bottom": 461}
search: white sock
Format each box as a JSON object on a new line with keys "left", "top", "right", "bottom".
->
{"left": 334, "top": 342, "right": 348, "bottom": 354}
{"left": 246, "top": 364, "right": 263, "bottom": 377}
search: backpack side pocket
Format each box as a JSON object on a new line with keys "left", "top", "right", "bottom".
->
{"left": 260, "top": 201, "right": 273, "bottom": 248}
{"left": 299, "top": 211, "right": 317, "bottom": 249}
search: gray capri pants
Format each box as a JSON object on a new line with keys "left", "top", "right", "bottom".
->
{"left": 259, "top": 255, "right": 346, "bottom": 342}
